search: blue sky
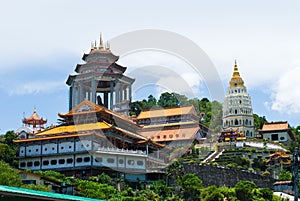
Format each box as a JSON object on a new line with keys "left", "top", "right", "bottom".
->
{"left": 1, "top": 0, "right": 300, "bottom": 132}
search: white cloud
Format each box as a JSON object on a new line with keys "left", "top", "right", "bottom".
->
{"left": 6, "top": 80, "right": 65, "bottom": 95}
{"left": 271, "top": 67, "right": 300, "bottom": 114}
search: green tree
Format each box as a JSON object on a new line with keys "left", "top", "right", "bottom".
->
{"left": 200, "top": 185, "right": 224, "bottom": 201}
{"left": 0, "top": 131, "right": 18, "bottom": 166}
{"left": 75, "top": 179, "right": 117, "bottom": 200}
{"left": 90, "top": 173, "right": 113, "bottom": 186}
{"left": 2, "top": 131, "right": 18, "bottom": 148}
{"left": 149, "top": 180, "right": 171, "bottom": 200}
{"left": 0, "top": 143, "right": 16, "bottom": 165}
{"left": 253, "top": 114, "right": 267, "bottom": 131}
{"left": 176, "top": 174, "right": 202, "bottom": 201}
{"left": 166, "top": 159, "right": 184, "bottom": 182}
{"left": 22, "top": 184, "right": 51, "bottom": 192}
{"left": 0, "top": 161, "right": 22, "bottom": 187}
{"left": 278, "top": 170, "right": 292, "bottom": 181}
{"left": 218, "top": 186, "right": 238, "bottom": 201}
{"left": 234, "top": 180, "right": 257, "bottom": 201}
{"left": 252, "top": 157, "right": 267, "bottom": 171}
{"left": 157, "top": 92, "right": 179, "bottom": 107}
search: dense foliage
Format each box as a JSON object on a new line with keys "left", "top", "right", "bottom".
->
{"left": 0, "top": 131, "right": 18, "bottom": 166}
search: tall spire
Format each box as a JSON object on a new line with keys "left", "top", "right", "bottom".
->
{"left": 233, "top": 59, "right": 240, "bottom": 77}
{"left": 99, "top": 33, "right": 104, "bottom": 50}
{"left": 230, "top": 60, "right": 244, "bottom": 87}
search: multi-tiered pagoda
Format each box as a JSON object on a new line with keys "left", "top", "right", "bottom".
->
{"left": 222, "top": 61, "right": 255, "bottom": 138}
{"left": 67, "top": 34, "right": 134, "bottom": 115}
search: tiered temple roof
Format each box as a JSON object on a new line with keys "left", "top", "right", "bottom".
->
{"left": 22, "top": 108, "right": 47, "bottom": 128}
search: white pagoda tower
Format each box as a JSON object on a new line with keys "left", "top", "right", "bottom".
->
{"left": 222, "top": 61, "right": 255, "bottom": 138}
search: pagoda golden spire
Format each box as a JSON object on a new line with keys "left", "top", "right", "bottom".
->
{"left": 229, "top": 60, "right": 244, "bottom": 87}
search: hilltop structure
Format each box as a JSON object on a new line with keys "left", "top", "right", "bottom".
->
{"left": 259, "top": 121, "right": 295, "bottom": 143}
{"left": 16, "top": 108, "right": 47, "bottom": 139}
{"left": 222, "top": 61, "right": 255, "bottom": 138}
{"left": 66, "top": 34, "right": 134, "bottom": 115}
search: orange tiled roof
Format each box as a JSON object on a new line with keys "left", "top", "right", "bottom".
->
{"left": 140, "top": 126, "right": 199, "bottom": 142}
{"left": 59, "top": 99, "right": 137, "bottom": 125}
{"left": 35, "top": 122, "right": 111, "bottom": 136}
{"left": 136, "top": 105, "right": 197, "bottom": 120}
{"left": 261, "top": 121, "right": 289, "bottom": 131}
{"left": 23, "top": 109, "right": 47, "bottom": 125}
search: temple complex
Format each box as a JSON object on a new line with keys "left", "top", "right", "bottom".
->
{"left": 222, "top": 61, "right": 255, "bottom": 138}
{"left": 15, "top": 100, "right": 165, "bottom": 181}
{"left": 14, "top": 35, "right": 207, "bottom": 181}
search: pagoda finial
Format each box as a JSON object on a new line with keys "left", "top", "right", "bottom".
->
{"left": 106, "top": 41, "right": 110, "bottom": 51}
{"left": 94, "top": 40, "right": 97, "bottom": 49}
{"left": 233, "top": 59, "right": 239, "bottom": 74}
{"left": 99, "top": 33, "right": 104, "bottom": 50}
{"left": 91, "top": 41, "right": 94, "bottom": 49}
{"left": 34, "top": 106, "right": 36, "bottom": 113}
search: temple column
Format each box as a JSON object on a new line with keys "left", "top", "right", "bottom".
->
{"left": 129, "top": 85, "right": 132, "bottom": 102}
{"left": 69, "top": 85, "right": 73, "bottom": 111}
{"left": 124, "top": 86, "right": 128, "bottom": 101}
{"left": 87, "top": 89, "right": 91, "bottom": 101}
{"left": 91, "top": 79, "right": 96, "bottom": 103}
{"left": 119, "top": 84, "right": 123, "bottom": 103}
{"left": 110, "top": 81, "right": 114, "bottom": 110}
{"left": 79, "top": 83, "right": 84, "bottom": 104}
{"left": 104, "top": 92, "right": 108, "bottom": 108}
{"left": 115, "top": 79, "right": 119, "bottom": 106}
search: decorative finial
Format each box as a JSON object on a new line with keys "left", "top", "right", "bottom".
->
{"left": 94, "top": 40, "right": 97, "bottom": 49}
{"left": 91, "top": 41, "right": 94, "bottom": 49}
{"left": 34, "top": 106, "right": 36, "bottom": 113}
{"left": 235, "top": 59, "right": 237, "bottom": 66}
{"left": 99, "top": 33, "right": 104, "bottom": 50}
{"left": 106, "top": 41, "right": 110, "bottom": 51}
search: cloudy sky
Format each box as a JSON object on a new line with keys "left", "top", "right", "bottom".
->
{"left": 1, "top": 0, "right": 300, "bottom": 132}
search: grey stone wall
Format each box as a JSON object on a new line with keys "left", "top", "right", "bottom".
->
{"left": 182, "top": 163, "right": 275, "bottom": 189}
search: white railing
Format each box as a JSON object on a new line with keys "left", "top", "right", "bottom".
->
{"left": 95, "top": 146, "right": 147, "bottom": 155}
{"left": 95, "top": 146, "right": 166, "bottom": 163}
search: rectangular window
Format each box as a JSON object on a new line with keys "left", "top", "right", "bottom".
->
{"left": 271, "top": 134, "right": 278, "bottom": 141}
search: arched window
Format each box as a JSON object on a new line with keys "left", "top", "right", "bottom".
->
{"left": 235, "top": 119, "right": 238, "bottom": 125}
{"left": 235, "top": 109, "right": 237, "bottom": 114}
{"left": 245, "top": 119, "right": 248, "bottom": 125}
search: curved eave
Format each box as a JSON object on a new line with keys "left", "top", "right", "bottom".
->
{"left": 66, "top": 75, "right": 77, "bottom": 86}
{"left": 82, "top": 53, "right": 89, "bottom": 61}
{"left": 109, "top": 63, "right": 127, "bottom": 73}
{"left": 75, "top": 64, "right": 83, "bottom": 73}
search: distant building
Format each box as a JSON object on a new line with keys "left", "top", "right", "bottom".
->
{"left": 222, "top": 61, "right": 255, "bottom": 138}
{"left": 16, "top": 108, "right": 47, "bottom": 139}
{"left": 266, "top": 151, "right": 291, "bottom": 169}
{"left": 137, "top": 105, "right": 206, "bottom": 146}
{"left": 259, "top": 121, "right": 295, "bottom": 143}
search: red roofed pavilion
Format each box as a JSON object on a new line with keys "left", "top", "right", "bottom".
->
{"left": 23, "top": 107, "right": 47, "bottom": 129}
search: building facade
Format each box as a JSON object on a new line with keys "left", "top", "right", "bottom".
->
{"left": 222, "top": 61, "right": 255, "bottom": 138}
{"left": 15, "top": 100, "right": 165, "bottom": 181}
{"left": 259, "top": 121, "right": 295, "bottom": 143}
